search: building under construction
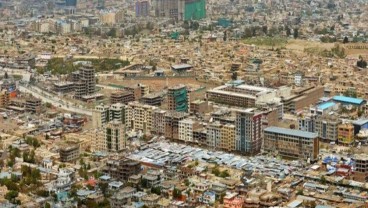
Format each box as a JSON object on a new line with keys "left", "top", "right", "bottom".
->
{"left": 110, "top": 91, "right": 135, "bottom": 105}
{"left": 167, "top": 85, "right": 188, "bottom": 112}
{"left": 74, "top": 65, "right": 96, "bottom": 99}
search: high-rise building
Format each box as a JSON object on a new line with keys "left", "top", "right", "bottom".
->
{"left": 152, "top": 109, "right": 166, "bottom": 135}
{"left": 65, "top": 0, "right": 77, "bottom": 7}
{"left": 136, "top": 0, "right": 150, "bottom": 17}
{"left": 178, "top": 118, "right": 199, "bottom": 143}
{"left": 0, "top": 90, "right": 9, "bottom": 108}
{"left": 167, "top": 85, "right": 188, "bottom": 112}
{"left": 264, "top": 126, "right": 319, "bottom": 161}
{"left": 74, "top": 65, "right": 95, "bottom": 99}
{"left": 125, "top": 102, "right": 157, "bottom": 133}
{"left": 95, "top": 120, "right": 126, "bottom": 153}
{"left": 206, "top": 121, "right": 222, "bottom": 149}
{"left": 92, "top": 104, "right": 110, "bottom": 128}
{"left": 298, "top": 114, "right": 317, "bottom": 132}
{"left": 315, "top": 115, "right": 341, "bottom": 142}
{"left": 154, "top": 0, "right": 206, "bottom": 21}
{"left": 92, "top": 103, "right": 127, "bottom": 129}
{"left": 165, "top": 111, "right": 188, "bottom": 140}
{"left": 235, "top": 108, "right": 262, "bottom": 155}
{"left": 338, "top": 123, "right": 354, "bottom": 145}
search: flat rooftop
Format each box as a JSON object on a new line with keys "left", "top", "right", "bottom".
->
{"left": 317, "top": 102, "right": 336, "bottom": 110}
{"left": 264, "top": 126, "right": 318, "bottom": 139}
{"left": 333, "top": 96, "right": 365, "bottom": 105}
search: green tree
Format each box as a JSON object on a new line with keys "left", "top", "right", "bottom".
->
{"left": 5, "top": 190, "right": 18, "bottom": 203}
{"left": 343, "top": 36, "right": 349, "bottom": 44}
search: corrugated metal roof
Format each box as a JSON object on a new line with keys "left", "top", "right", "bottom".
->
{"left": 333, "top": 96, "right": 365, "bottom": 105}
{"left": 264, "top": 126, "right": 318, "bottom": 139}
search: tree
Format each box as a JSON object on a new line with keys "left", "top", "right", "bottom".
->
{"left": 5, "top": 190, "right": 18, "bottom": 203}
{"left": 4, "top": 72, "right": 8, "bottom": 79}
{"left": 343, "top": 36, "right": 349, "bottom": 44}
{"left": 320, "top": 175, "right": 327, "bottom": 184}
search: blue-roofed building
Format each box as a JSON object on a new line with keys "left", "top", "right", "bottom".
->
{"left": 264, "top": 127, "right": 319, "bottom": 161}
{"left": 310, "top": 101, "right": 337, "bottom": 115}
{"left": 352, "top": 118, "right": 368, "bottom": 135}
{"left": 332, "top": 96, "right": 366, "bottom": 107}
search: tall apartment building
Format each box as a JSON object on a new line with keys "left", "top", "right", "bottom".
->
{"left": 264, "top": 126, "right": 319, "bottom": 161}
{"left": 165, "top": 111, "right": 188, "bottom": 140}
{"left": 94, "top": 120, "right": 126, "bottom": 153}
{"left": 74, "top": 65, "right": 95, "bottom": 99}
{"left": 0, "top": 90, "right": 9, "bottom": 108}
{"left": 298, "top": 114, "right": 317, "bottom": 132}
{"left": 92, "top": 104, "right": 110, "bottom": 128}
{"left": 315, "top": 115, "right": 341, "bottom": 142}
{"left": 109, "top": 103, "right": 127, "bottom": 124}
{"left": 206, "top": 121, "right": 222, "bottom": 149}
{"left": 206, "top": 122, "right": 236, "bottom": 151}
{"left": 338, "top": 123, "right": 354, "bottom": 145}
{"left": 178, "top": 118, "right": 199, "bottom": 143}
{"left": 155, "top": 0, "right": 184, "bottom": 20}
{"left": 167, "top": 85, "right": 188, "bottom": 112}
{"left": 104, "top": 158, "right": 141, "bottom": 181}
{"left": 154, "top": 0, "right": 206, "bottom": 21}
{"left": 152, "top": 109, "right": 166, "bottom": 135}
{"left": 125, "top": 102, "right": 157, "bottom": 133}
{"left": 220, "top": 124, "right": 236, "bottom": 152}
{"left": 92, "top": 103, "right": 127, "bottom": 128}
{"left": 136, "top": 0, "right": 150, "bottom": 17}
{"left": 235, "top": 109, "right": 262, "bottom": 155}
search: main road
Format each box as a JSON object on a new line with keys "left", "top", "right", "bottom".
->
{"left": 18, "top": 85, "right": 92, "bottom": 116}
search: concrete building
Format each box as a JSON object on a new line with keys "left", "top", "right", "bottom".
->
{"left": 264, "top": 126, "right": 319, "bottom": 161}
{"left": 96, "top": 120, "right": 126, "bottom": 153}
{"left": 282, "top": 86, "right": 324, "bottom": 113}
{"left": 207, "top": 84, "right": 284, "bottom": 109}
{"left": 167, "top": 85, "right": 188, "bottom": 112}
{"left": 110, "top": 187, "right": 137, "bottom": 208}
{"left": 136, "top": 0, "right": 150, "bottom": 17}
{"left": 109, "top": 103, "right": 127, "bottom": 124}
{"left": 0, "top": 90, "right": 9, "bottom": 108}
{"left": 126, "top": 101, "right": 157, "bottom": 133}
{"left": 206, "top": 121, "right": 222, "bottom": 149}
{"left": 221, "top": 124, "right": 236, "bottom": 152}
{"left": 354, "top": 154, "right": 368, "bottom": 182}
{"left": 92, "top": 104, "right": 110, "bottom": 129}
{"left": 104, "top": 158, "right": 141, "bottom": 181}
{"left": 178, "top": 118, "right": 199, "bottom": 143}
{"left": 152, "top": 109, "right": 166, "bottom": 135}
{"left": 110, "top": 91, "right": 135, "bottom": 105}
{"left": 190, "top": 100, "right": 212, "bottom": 115}
{"left": 298, "top": 114, "right": 317, "bottom": 132}
{"left": 140, "top": 92, "right": 165, "bottom": 107}
{"left": 74, "top": 65, "right": 96, "bottom": 99}
{"left": 154, "top": 0, "right": 184, "bottom": 20}
{"left": 25, "top": 97, "right": 42, "bottom": 113}
{"left": 59, "top": 143, "right": 80, "bottom": 162}
{"left": 165, "top": 111, "right": 188, "bottom": 140}
{"left": 315, "top": 115, "right": 341, "bottom": 142}
{"left": 53, "top": 82, "right": 74, "bottom": 94}
{"left": 235, "top": 109, "right": 262, "bottom": 155}
{"left": 338, "top": 123, "right": 354, "bottom": 145}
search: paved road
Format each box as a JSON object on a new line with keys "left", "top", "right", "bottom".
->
{"left": 18, "top": 85, "right": 92, "bottom": 116}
